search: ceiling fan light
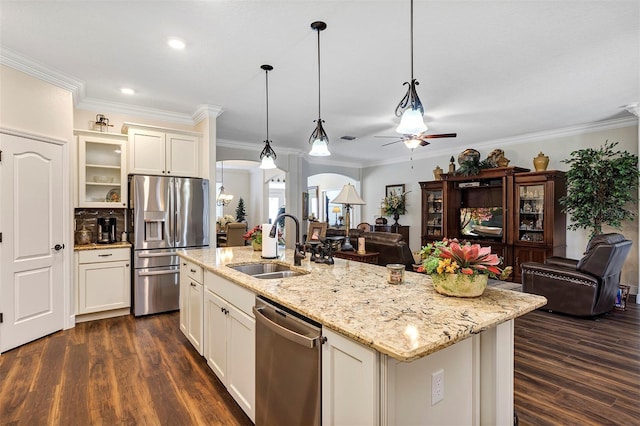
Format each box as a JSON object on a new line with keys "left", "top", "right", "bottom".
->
{"left": 403, "top": 138, "right": 421, "bottom": 149}
{"left": 396, "top": 108, "right": 428, "bottom": 135}
{"left": 260, "top": 155, "right": 276, "bottom": 169}
{"left": 309, "top": 138, "right": 331, "bottom": 156}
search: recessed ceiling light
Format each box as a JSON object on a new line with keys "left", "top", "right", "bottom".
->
{"left": 120, "top": 88, "right": 135, "bottom": 95}
{"left": 168, "top": 38, "right": 185, "bottom": 49}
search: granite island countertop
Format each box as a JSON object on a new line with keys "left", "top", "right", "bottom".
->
{"left": 178, "top": 246, "right": 546, "bottom": 362}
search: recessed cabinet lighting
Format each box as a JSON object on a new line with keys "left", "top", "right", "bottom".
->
{"left": 168, "top": 38, "right": 186, "bottom": 49}
{"left": 120, "top": 88, "right": 135, "bottom": 95}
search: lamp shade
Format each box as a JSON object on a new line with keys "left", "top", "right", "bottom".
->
{"left": 396, "top": 108, "right": 428, "bottom": 135}
{"left": 331, "top": 183, "right": 365, "bottom": 205}
{"left": 309, "top": 138, "right": 330, "bottom": 156}
{"left": 332, "top": 206, "right": 341, "bottom": 213}
{"left": 259, "top": 155, "right": 276, "bottom": 169}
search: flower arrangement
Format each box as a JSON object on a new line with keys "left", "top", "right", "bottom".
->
{"left": 417, "top": 238, "right": 512, "bottom": 280}
{"left": 243, "top": 225, "right": 285, "bottom": 245}
{"left": 382, "top": 191, "right": 409, "bottom": 216}
{"left": 217, "top": 214, "right": 235, "bottom": 229}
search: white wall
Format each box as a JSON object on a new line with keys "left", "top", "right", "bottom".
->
{"left": 362, "top": 122, "right": 639, "bottom": 291}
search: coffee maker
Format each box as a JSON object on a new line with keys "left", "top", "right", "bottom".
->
{"left": 97, "top": 217, "right": 117, "bottom": 243}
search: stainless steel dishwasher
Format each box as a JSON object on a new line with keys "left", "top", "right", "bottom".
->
{"left": 253, "top": 296, "right": 323, "bottom": 426}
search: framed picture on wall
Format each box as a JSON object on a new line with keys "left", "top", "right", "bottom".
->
{"left": 385, "top": 184, "right": 405, "bottom": 198}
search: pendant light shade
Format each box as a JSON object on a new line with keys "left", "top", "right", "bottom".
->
{"left": 403, "top": 137, "right": 422, "bottom": 149}
{"left": 259, "top": 64, "right": 278, "bottom": 169}
{"left": 395, "top": 0, "right": 427, "bottom": 136}
{"left": 216, "top": 161, "right": 233, "bottom": 206}
{"left": 309, "top": 21, "right": 330, "bottom": 157}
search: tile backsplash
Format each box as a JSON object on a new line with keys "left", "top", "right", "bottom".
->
{"left": 74, "top": 208, "right": 126, "bottom": 244}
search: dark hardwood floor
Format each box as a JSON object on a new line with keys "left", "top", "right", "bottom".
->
{"left": 1, "top": 300, "right": 638, "bottom": 425}
{"left": 0, "top": 313, "right": 252, "bottom": 426}
{"left": 514, "top": 299, "right": 640, "bottom": 425}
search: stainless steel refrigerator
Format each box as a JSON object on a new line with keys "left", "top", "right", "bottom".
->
{"left": 129, "top": 175, "right": 209, "bottom": 316}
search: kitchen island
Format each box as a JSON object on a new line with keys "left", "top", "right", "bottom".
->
{"left": 178, "top": 246, "right": 546, "bottom": 425}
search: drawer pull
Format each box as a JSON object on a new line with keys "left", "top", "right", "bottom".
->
{"left": 190, "top": 282, "right": 196, "bottom": 287}
{"left": 190, "top": 269, "right": 197, "bottom": 273}
{"left": 98, "top": 253, "right": 113, "bottom": 257}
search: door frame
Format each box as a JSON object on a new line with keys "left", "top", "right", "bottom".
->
{"left": 0, "top": 127, "right": 74, "bottom": 335}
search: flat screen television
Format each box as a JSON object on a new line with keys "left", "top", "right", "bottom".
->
{"left": 460, "top": 207, "right": 503, "bottom": 238}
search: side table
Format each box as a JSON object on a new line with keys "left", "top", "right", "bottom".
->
{"left": 334, "top": 250, "right": 380, "bottom": 265}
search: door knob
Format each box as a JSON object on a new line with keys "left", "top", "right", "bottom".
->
{"left": 52, "top": 244, "right": 64, "bottom": 251}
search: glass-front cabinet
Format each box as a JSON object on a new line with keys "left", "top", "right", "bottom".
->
{"left": 512, "top": 171, "right": 566, "bottom": 282}
{"left": 75, "top": 130, "right": 128, "bottom": 208}
{"left": 517, "top": 183, "right": 545, "bottom": 243}
{"left": 419, "top": 181, "right": 446, "bottom": 246}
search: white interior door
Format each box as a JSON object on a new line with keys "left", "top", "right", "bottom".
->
{"left": 0, "top": 133, "right": 65, "bottom": 353}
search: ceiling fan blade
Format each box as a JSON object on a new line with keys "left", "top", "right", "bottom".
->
{"left": 374, "top": 135, "right": 400, "bottom": 139}
{"left": 419, "top": 140, "right": 431, "bottom": 147}
{"left": 421, "top": 133, "right": 457, "bottom": 139}
{"left": 381, "top": 140, "right": 403, "bottom": 147}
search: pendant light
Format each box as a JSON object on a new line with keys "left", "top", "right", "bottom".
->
{"left": 216, "top": 161, "right": 233, "bottom": 206}
{"left": 395, "top": 0, "right": 428, "bottom": 136}
{"left": 308, "top": 21, "right": 330, "bottom": 157}
{"left": 259, "top": 64, "right": 277, "bottom": 169}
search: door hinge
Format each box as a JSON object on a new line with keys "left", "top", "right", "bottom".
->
{"left": 0, "top": 149, "right": 3, "bottom": 163}
{"left": 0, "top": 232, "right": 2, "bottom": 242}
{"left": 0, "top": 313, "right": 3, "bottom": 323}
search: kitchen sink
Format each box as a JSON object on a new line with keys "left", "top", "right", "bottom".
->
{"left": 228, "top": 262, "right": 308, "bottom": 279}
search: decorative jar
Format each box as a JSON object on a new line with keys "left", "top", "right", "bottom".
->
{"left": 387, "top": 264, "right": 405, "bottom": 284}
{"left": 533, "top": 152, "right": 549, "bottom": 171}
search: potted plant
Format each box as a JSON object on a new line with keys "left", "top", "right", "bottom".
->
{"left": 560, "top": 141, "right": 639, "bottom": 238}
{"left": 243, "top": 225, "right": 285, "bottom": 251}
{"left": 382, "top": 191, "right": 409, "bottom": 226}
{"left": 416, "top": 238, "right": 512, "bottom": 297}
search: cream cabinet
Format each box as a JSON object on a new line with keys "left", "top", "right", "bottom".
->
{"left": 204, "top": 271, "right": 255, "bottom": 422}
{"left": 123, "top": 123, "right": 200, "bottom": 177}
{"left": 76, "top": 248, "right": 130, "bottom": 319}
{"left": 322, "top": 328, "right": 379, "bottom": 426}
{"left": 180, "top": 260, "right": 204, "bottom": 354}
{"left": 75, "top": 130, "right": 128, "bottom": 208}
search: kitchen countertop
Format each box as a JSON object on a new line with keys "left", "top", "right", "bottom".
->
{"left": 74, "top": 241, "right": 132, "bottom": 251}
{"left": 178, "top": 246, "right": 546, "bottom": 362}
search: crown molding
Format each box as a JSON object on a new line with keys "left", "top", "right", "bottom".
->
{"left": 193, "top": 104, "right": 224, "bottom": 123}
{"left": 0, "top": 47, "right": 85, "bottom": 104}
{"left": 363, "top": 116, "right": 639, "bottom": 168}
{"left": 76, "top": 97, "right": 196, "bottom": 125}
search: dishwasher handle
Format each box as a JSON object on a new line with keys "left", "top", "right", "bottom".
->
{"left": 253, "top": 306, "right": 320, "bottom": 349}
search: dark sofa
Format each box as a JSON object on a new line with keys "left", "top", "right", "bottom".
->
{"left": 326, "top": 228, "right": 415, "bottom": 270}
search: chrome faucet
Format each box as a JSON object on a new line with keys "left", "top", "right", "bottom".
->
{"left": 270, "top": 213, "right": 306, "bottom": 266}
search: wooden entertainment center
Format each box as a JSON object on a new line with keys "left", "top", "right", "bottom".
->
{"left": 419, "top": 167, "right": 566, "bottom": 282}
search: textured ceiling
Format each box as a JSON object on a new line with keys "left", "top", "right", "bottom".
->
{"left": 1, "top": 1, "right": 638, "bottom": 166}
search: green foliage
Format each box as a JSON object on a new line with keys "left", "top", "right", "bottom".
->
{"left": 560, "top": 141, "right": 639, "bottom": 238}
{"left": 456, "top": 158, "right": 493, "bottom": 176}
{"left": 235, "top": 197, "right": 246, "bottom": 222}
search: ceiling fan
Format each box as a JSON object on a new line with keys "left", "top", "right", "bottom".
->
{"left": 376, "top": 132, "right": 457, "bottom": 148}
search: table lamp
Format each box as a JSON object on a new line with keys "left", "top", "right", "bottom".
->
{"left": 331, "top": 183, "right": 365, "bottom": 251}
{"left": 332, "top": 206, "right": 341, "bottom": 227}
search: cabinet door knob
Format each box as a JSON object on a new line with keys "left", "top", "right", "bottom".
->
{"left": 190, "top": 282, "right": 196, "bottom": 287}
{"left": 52, "top": 244, "right": 64, "bottom": 251}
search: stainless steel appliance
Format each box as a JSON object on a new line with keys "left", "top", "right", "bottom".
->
{"left": 253, "top": 296, "right": 322, "bottom": 426}
{"left": 129, "top": 175, "right": 209, "bottom": 316}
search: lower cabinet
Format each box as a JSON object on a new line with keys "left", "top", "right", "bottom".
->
{"left": 179, "top": 260, "right": 203, "bottom": 355}
{"left": 322, "top": 328, "right": 379, "bottom": 426}
{"left": 204, "top": 271, "right": 255, "bottom": 422}
{"left": 76, "top": 248, "right": 130, "bottom": 321}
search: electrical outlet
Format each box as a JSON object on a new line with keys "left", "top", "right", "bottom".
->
{"left": 431, "top": 369, "right": 444, "bottom": 405}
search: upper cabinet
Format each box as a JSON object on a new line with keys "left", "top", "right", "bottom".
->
{"left": 75, "top": 130, "right": 128, "bottom": 208}
{"left": 123, "top": 122, "right": 201, "bottom": 177}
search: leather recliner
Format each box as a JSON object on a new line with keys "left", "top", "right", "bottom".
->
{"left": 521, "top": 233, "right": 632, "bottom": 316}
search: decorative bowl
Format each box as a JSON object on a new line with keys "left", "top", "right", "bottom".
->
{"left": 93, "top": 176, "right": 114, "bottom": 183}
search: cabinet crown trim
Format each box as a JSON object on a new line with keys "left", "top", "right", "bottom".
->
{"left": 122, "top": 122, "right": 202, "bottom": 137}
